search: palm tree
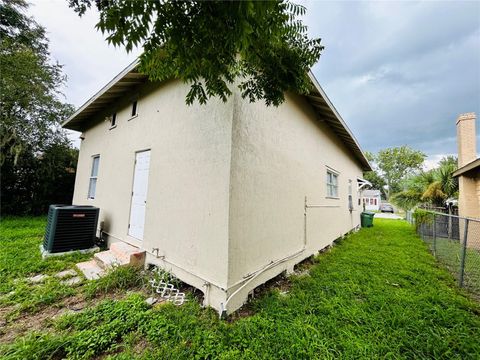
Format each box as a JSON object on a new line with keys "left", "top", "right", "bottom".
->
{"left": 391, "top": 157, "right": 458, "bottom": 210}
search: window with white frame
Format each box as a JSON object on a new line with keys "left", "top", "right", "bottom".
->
{"left": 326, "top": 170, "right": 339, "bottom": 198}
{"left": 88, "top": 155, "right": 100, "bottom": 199}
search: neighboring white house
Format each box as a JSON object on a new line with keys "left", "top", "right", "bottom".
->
{"left": 362, "top": 190, "right": 382, "bottom": 211}
{"left": 64, "top": 61, "right": 371, "bottom": 315}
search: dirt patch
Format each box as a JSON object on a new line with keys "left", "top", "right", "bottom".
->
{"left": 0, "top": 305, "right": 17, "bottom": 328}
{"left": 0, "top": 294, "right": 89, "bottom": 344}
{"left": 0, "top": 289, "right": 150, "bottom": 345}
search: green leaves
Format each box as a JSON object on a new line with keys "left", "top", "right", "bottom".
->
{"left": 369, "top": 146, "right": 427, "bottom": 199}
{"left": 69, "top": 0, "right": 324, "bottom": 106}
{"left": 391, "top": 156, "right": 458, "bottom": 209}
{"left": 1, "top": 1, "right": 77, "bottom": 215}
{"left": 1, "top": 0, "right": 72, "bottom": 164}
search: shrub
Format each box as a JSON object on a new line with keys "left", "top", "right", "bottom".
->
{"left": 412, "top": 208, "right": 434, "bottom": 230}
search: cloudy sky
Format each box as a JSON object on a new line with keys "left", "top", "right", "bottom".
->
{"left": 29, "top": 0, "right": 480, "bottom": 168}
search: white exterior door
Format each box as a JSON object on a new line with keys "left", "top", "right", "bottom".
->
{"left": 128, "top": 150, "right": 151, "bottom": 240}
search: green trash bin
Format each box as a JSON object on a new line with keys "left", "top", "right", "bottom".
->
{"left": 361, "top": 212, "right": 375, "bottom": 227}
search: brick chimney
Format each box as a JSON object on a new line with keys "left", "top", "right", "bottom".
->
{"left": 456, "top": 112, "right": 477, "bottom": 167}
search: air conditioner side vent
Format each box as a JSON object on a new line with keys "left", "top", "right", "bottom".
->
{"left": 43, "top": 205, "right": 100, "bottom": 253}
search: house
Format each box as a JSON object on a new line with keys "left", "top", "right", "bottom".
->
{"left": 453, "top": 112, "right": 480, "bottom": 220}
{"left": 361, "top": 189, "right": 382, "bottom": 211}
{"left": 63, "top": 60, "right": 371, "bottom": 314}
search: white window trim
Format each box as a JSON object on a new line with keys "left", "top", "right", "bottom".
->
{"left": 127, "top": 114, "right": 138, "bottom": 122}
{"left": 88, "top": 155, "right": 100, "bottom": 199}
{"left": 326, "top": 167, "right": 339, "bottom": 199}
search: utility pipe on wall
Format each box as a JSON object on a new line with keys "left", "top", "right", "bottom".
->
{"left": 220, "top": 196, "right": 341, "bottom": 316}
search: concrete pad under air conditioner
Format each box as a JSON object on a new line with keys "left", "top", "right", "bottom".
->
{"left": 40, "top": 244, "right": 100, "bottom": 259}
{"left": 76, "top": 260, "right": 105, "bottom": 280}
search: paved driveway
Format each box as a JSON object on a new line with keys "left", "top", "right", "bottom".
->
{"left": 374, "top": 212, "right": 403, "bottom": 220}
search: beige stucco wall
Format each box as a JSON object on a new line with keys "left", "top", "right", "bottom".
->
{"left": 458, "top": 174, "right": 480, "bottom": 220}
{"left": 225, "top": 92, "right": 364, "bottom": 312}
{"left": 457, "top": 173, "right": 480, "bottom": 249}
{"left": 73, "top": 80, "right": 233, "bottom": 293}
{"left": 73, "top": 81, "right": 365, "bottom": 314}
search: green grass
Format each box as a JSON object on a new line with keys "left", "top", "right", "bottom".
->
{"left": 1, "top": 219, "right": 479, "bottom": 359}
{"left": 84, "top": 265, "right": 147, "bottom": 299}
{"left": 0, "top": 217, "right": 93, "bottom": 293}
{"left": 0, "top": 217, "right": 93, "bottom": 315}
{"left": 423, "top": 236, "right": 480, "bottom": 296}
{"left": 0, "top": 217, "right": 150, "bottom": 322}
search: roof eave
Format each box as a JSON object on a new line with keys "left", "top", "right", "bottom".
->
{"left": 452, "top": 158, "right": 480, "bottom": 177}
{"left": 62, "top": 59, "right": 142, "bottom": 131}
{"left": 307, "top": 72, "right": 372, "bottom": 172}
{"left": 62, "top": 62, "right": 373, "bottom": 172}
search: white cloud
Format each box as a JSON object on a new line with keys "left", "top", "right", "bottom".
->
{"left": 423, "top": 154, "right": 454, "bottom": 171}
{"left": 29, "top": 0, "right": 140, "bottom": 107}
{"left": 29, "top": 0, "right": 141, "bottom": 147}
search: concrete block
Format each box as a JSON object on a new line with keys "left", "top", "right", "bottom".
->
{"left": 94, "top": 250, "right": 128, "bottom": 269}
{"left": 55, "top": 269, "right": 78, "bottom": 279}
{"left": 110, "top": 242, "right": 145, "bottom": 266}
{"left": 145, "top": 297, "right": 158, "bottom": 306}
{"left": 61, "top": 276, "right": 83, "bottom": 286}
{"left": 27, "top": 274, "right": 48, "bottom": 283}
{"left": 76, "top": 260, "right": 105, "bottom": 280}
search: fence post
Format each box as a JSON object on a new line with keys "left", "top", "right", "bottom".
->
{"left": 448, "top": 205, "right": 452, "bottom": 239}
{"left": 459, "top": 218, "right": 469, "bottom": 288}
{"left": 432, "top": 213, "right": 436, "bottom": 257}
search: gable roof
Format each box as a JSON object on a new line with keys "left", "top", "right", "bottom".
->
{"left": 63, "top": 60, "right": 371, "bottom": 171}
{"left": 362, "top": 189, "right": 381, "bottom": 197}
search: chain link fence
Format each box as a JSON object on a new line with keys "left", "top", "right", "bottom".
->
{"left": 406, "top": 210, "right": 480, "bottom": 299}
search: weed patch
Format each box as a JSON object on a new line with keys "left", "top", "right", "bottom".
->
{"left": 83, "top": 265, "right": 147, "bottom": 299}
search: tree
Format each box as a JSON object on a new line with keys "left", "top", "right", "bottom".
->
{"left": 390, "top": 156, "right": 458, "bottom": 210}
{"left": 0, "top": 0, "right": 77, "bottom": 215}
{"left": 68, "top": 0, "right": 323, "bottom": 106}
{"left": 1, "top": 140, "right": 78, "bottom": 215}
{"left": 363, "top": 170, "right": 387, "bottom": 198}
{"left": 1, "top": 0, "right": 74, "bottom": 164}
{"left": 368, "top": 146, "right": 426, "bottom": 199}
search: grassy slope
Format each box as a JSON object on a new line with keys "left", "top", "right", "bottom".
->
{"left": 1, "top": 219, "right": 479, "bottom": 359}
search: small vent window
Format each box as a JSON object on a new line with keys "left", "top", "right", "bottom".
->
{"left": 326, "top": 170, "right": 338, "bottom": 198}
{"left": 131, "top": 101, "right": 138, "bottom": 117}
{"left": 111, "top": 113, "right": 117, "bottom": 127}
{"left": 348, "top": 179, "right": 353, "bottom": 211}
{"left": 88, "top": 155, "right": 100, "bottom": 199}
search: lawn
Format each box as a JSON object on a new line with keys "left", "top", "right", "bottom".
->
{"left": 0, "top": 217, "right": 94, "bottom": 316}
{"left": 0, "top": 217, "right": 146, "bottom": 328}
{"left": 1, "top": 218, "right": 479, "bottom": 359}
{"left": 421, "top": 235, "right": 480, "bottom": 297}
